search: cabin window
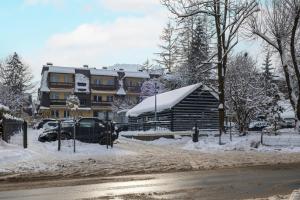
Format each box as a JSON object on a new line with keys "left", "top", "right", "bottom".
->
{"left": 63, "top": 74, "right": 70, "bottom": 83}
{"left": 107, "top": 112, "right": 113, "bottom": 120}
{"left": 80, "top": 99, "right": 87, "bottom": 105}
{"left": 94, "top": 111, "right": 105, "bottom": 120}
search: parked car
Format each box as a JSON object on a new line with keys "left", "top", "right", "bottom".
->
{"left": 43, "top": 121, "right": 59, "bottom": 131}
{"left": 248, "top": 121, "right": 269, "bottom": 131}
{"left": 280, "top": 117, "right": 295, "bottom": 128}
{"left": 34, "top": 119, "right": 56, "bottom": 129}
{"left": 38, "top": 118, "right": 117, "bottom": 145}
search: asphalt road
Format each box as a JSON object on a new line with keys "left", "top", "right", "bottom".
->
{"left": 1, "top": 165, "right": 300, "bottom": 200}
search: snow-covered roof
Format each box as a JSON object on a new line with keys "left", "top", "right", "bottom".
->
{"left": 40, "top": 71, "right": 50, "bottom": 92}
{"left": 127, "top": 83, "right": 217, "bottom": 117}
{"left": 0, "top": 104, "right": 9, "bottom": 112}
{"left": 47, "top": 66, "right": 75, "bottom": 74}
{"left": 75, "top": 73, "right": 90, "bottom": 93}
{"left": 124, "top": 71, "right": 150, "bottom": 79}
{"left": 90, "top": 68, "right": 118, "bottom": 76}
{"left": 110, "top": 64, "right": 143, "bottom": 71}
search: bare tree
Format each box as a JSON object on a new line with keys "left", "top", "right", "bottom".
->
{"left": 155, "top": 21, "right": 179, "bottom": 72}
{"left": 249, "top": 0, "right": 300, "bottom": 129}
{"left": 162, "top": 0, "right": 258, "bottom": 144}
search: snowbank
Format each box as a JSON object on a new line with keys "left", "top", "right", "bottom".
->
{"left": 0, "top": 104, "right": 9, "bottom": 112}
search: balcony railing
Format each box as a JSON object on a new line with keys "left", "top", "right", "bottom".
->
{"left": 91, "top": 101, "right": 112, "bottom": 107}
{"left": 91, "top": 84, "right": 116, "bottom": 91}
{"left": 50, "top": 99, "right": 66, "bottom": 106}
{"left": 49, "top": 82, "right": 74, "bottom": 88}
{"left": 126, "top": 86, "right": 141, "bottom": 93}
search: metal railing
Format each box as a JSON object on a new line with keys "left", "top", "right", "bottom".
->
{"left": 1, "top": 118, "right": 27, "bottom": 148}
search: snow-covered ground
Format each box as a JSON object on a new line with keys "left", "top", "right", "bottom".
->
{"left": 0, "top": 128, "right": 132, "bottom": 174}
{"left": 1, "top": 128, "right": 300, "bottom": 181}
{"left": 122, "top": 129, "right": 300, "bottom": 153}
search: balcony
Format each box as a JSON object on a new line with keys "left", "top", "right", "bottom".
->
{"left": 126, "top": 86, "right": 141, "bottom": 93}
{"left": 91, "top": 101, "right": 112, "bottom": 107}
{"left": 50, "top": 99, "right": 66, "bottom": 106}
{"left": 91, "top": 84, "right": 116, "bottom": 91}
{"left": 49, "top": 82, "right": 74, "bottom": 88}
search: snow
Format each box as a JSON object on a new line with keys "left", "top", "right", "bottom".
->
{"left": 90, "top": 68, "right": 118, "bottom": 76}
{"left": 0, "top": 104, "right": 9, "bottom": 112}
{"left": 121, "top": 130, "right": 300, "bottom": 153}
{"left": 117, "top": 79, "right": 126, "bottom": 95}
{"left": 110, "top": 64, "right": 143, "bottom": 71}
{"left": 0, "top": 128, "right": 132, "bottom": 173}
{"left": 75, "top": 73, "right": 90, "bottom": 93}
{"left": 127, "top": 83, "right": 204, "bottom": 117}
{"left": 40, "top": 71, "right": 50, "bottom": 92}
{"left": 278, "top": 100, "right": 295, "bottom": 119}
{"left": 125, "top": 71, "right": 150, "bottom": 79}
{"left": 3, "top": 113, "right": 23, "bottom": 122}
{"left": 47, "top": 66, "right": 75, "bottom": 74}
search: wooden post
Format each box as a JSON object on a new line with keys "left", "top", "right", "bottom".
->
{"left": 58, "top": 120, "right": 61, "bottom": 151}
{"left": 23, "top": 121, "right": 28, "bottom": 149}
{"left": 261, "top": 131, "right": 264, "bottom": 145}
{"left": 73, "top": 119, "right": 76, "bottom": 153}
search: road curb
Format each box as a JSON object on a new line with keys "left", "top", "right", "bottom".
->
{"left": 290, "top": 189, "right": 300, "bottom": 200}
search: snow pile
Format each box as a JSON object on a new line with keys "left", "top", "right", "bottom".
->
{"left": 66, "top": 95, "right": 80, "bottom": 110}
{"left": 127, "top": 83, "right": 202, "bottom": 117}
{"left": 278, "top": 100, "right": 295, "bottom": 119}
{"left": 0, "top": 128, "right": 132, "bottom": 173}
{"left": 121, "top": 128, "right": 172, "bottom": 136}
{"left": 0, "top": 104, "right": 9, "bottom": 112}
{"left": 40, "top": 71, "right": 50, "bottom": 92}
{"left": 75, "top": 73, "right": 89, "bottom": 93}
{"left": 90, "top": 68, "right": 118, "bottom": 76}
{"left": 3, "top": 113, "right": 23, "bottom": 122}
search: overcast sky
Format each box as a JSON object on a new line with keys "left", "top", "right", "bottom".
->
{"left": 0, "top": 0, "right": 263, "bottom": 84}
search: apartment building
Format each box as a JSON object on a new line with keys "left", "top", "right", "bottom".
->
{"left": 38, "top": 64, "right": 149, "bottom": 120}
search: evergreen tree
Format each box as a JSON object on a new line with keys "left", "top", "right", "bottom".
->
{"left": 0, "top": 52, "right": 33, "bottom": 115}
{"left": 261, "top": 51, "right": 275, "bottom": 95}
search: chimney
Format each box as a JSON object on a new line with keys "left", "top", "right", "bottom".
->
{"left": 83, "top": 65, "right": 88, "bottom": 68}
{"left": 102, "top": 67, "right": 108, "bottom": 70}
{"left": 46, "top": 62, "right": 53, "bottom": 66}
{"left": 119, "top": 68, "right": 124, "bottom": 71}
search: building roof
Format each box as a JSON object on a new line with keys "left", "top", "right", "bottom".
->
{"left": 90, "top": 68, "right": 119, "bottom": 76}
{"left": 124, "top": 71, "right": 150, "bottom": 79}
{"left": 126, "top": 83, "right": 218, "bottom": 117}
{"left": 47, "top": 66, "right": 76, "bottom": 74}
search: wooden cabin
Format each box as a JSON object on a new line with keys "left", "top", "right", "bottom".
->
{"left": 126, "top": 83, "right": 219, "bottom": 131}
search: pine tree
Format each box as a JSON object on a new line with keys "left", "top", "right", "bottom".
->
{"left": 0, "top": 52, "right": 33, "bottom": 115}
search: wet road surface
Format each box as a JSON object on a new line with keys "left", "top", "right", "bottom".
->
{"left": 1, "top": 166, "right": 300, "bottom": 200}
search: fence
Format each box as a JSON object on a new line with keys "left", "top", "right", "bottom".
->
{"left": 1, "top": 118, "right": 27, "bottom": 148}
{"left": 128, "top": 121, "right": 171, "bottom": 131}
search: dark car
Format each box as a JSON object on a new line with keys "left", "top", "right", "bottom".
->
{"left": 38, "top": 118, "right": 117, "bottom": 145}
{"left": 34, "top": 118, "right": 56, "bottom": 129}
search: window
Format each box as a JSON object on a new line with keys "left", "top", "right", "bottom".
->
{"left": 64, "top": 110, "right": 70, "bottom": 118}
{"left": 63, "top": 93, "right": 70, "bottom": 99}
{"left": 95, "top": 79, "right": 101, "bottom": 85}
{"left": 78, "top": 89, "right": 86, "bottom": 92}
{"left": 79, "top": 119, "right": 95, "bottom": 128}
{"left": 107, "top": 112, "right": 113, "bottom": 120}
{"left": 77, "top": 83, "right": 86, "bottom": 86}
{"left": 50, "top": 74, "right": 59, "bottom": 82}
{"left": 94, "top": 111, "right": 105, "bottom": 120}
{"left": 50, "top": 92, "right": 59, "bottom": 99}
{"left": 64, "top": 74, "right": 70, "bottom": 83}
{"left": 51, "top": 110, "right": 59, "bottom": 118}
{"left": 80, "top": 99, "right": 87, "bottom": 105}
{"left": 106, "top": 96, "right": 113, "bottom": 102}
{"left": 107, "top": 79, "right": 114, "bottom": 85}
{"left": 93, "top": 95, "right": 102, "bottom": 102}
